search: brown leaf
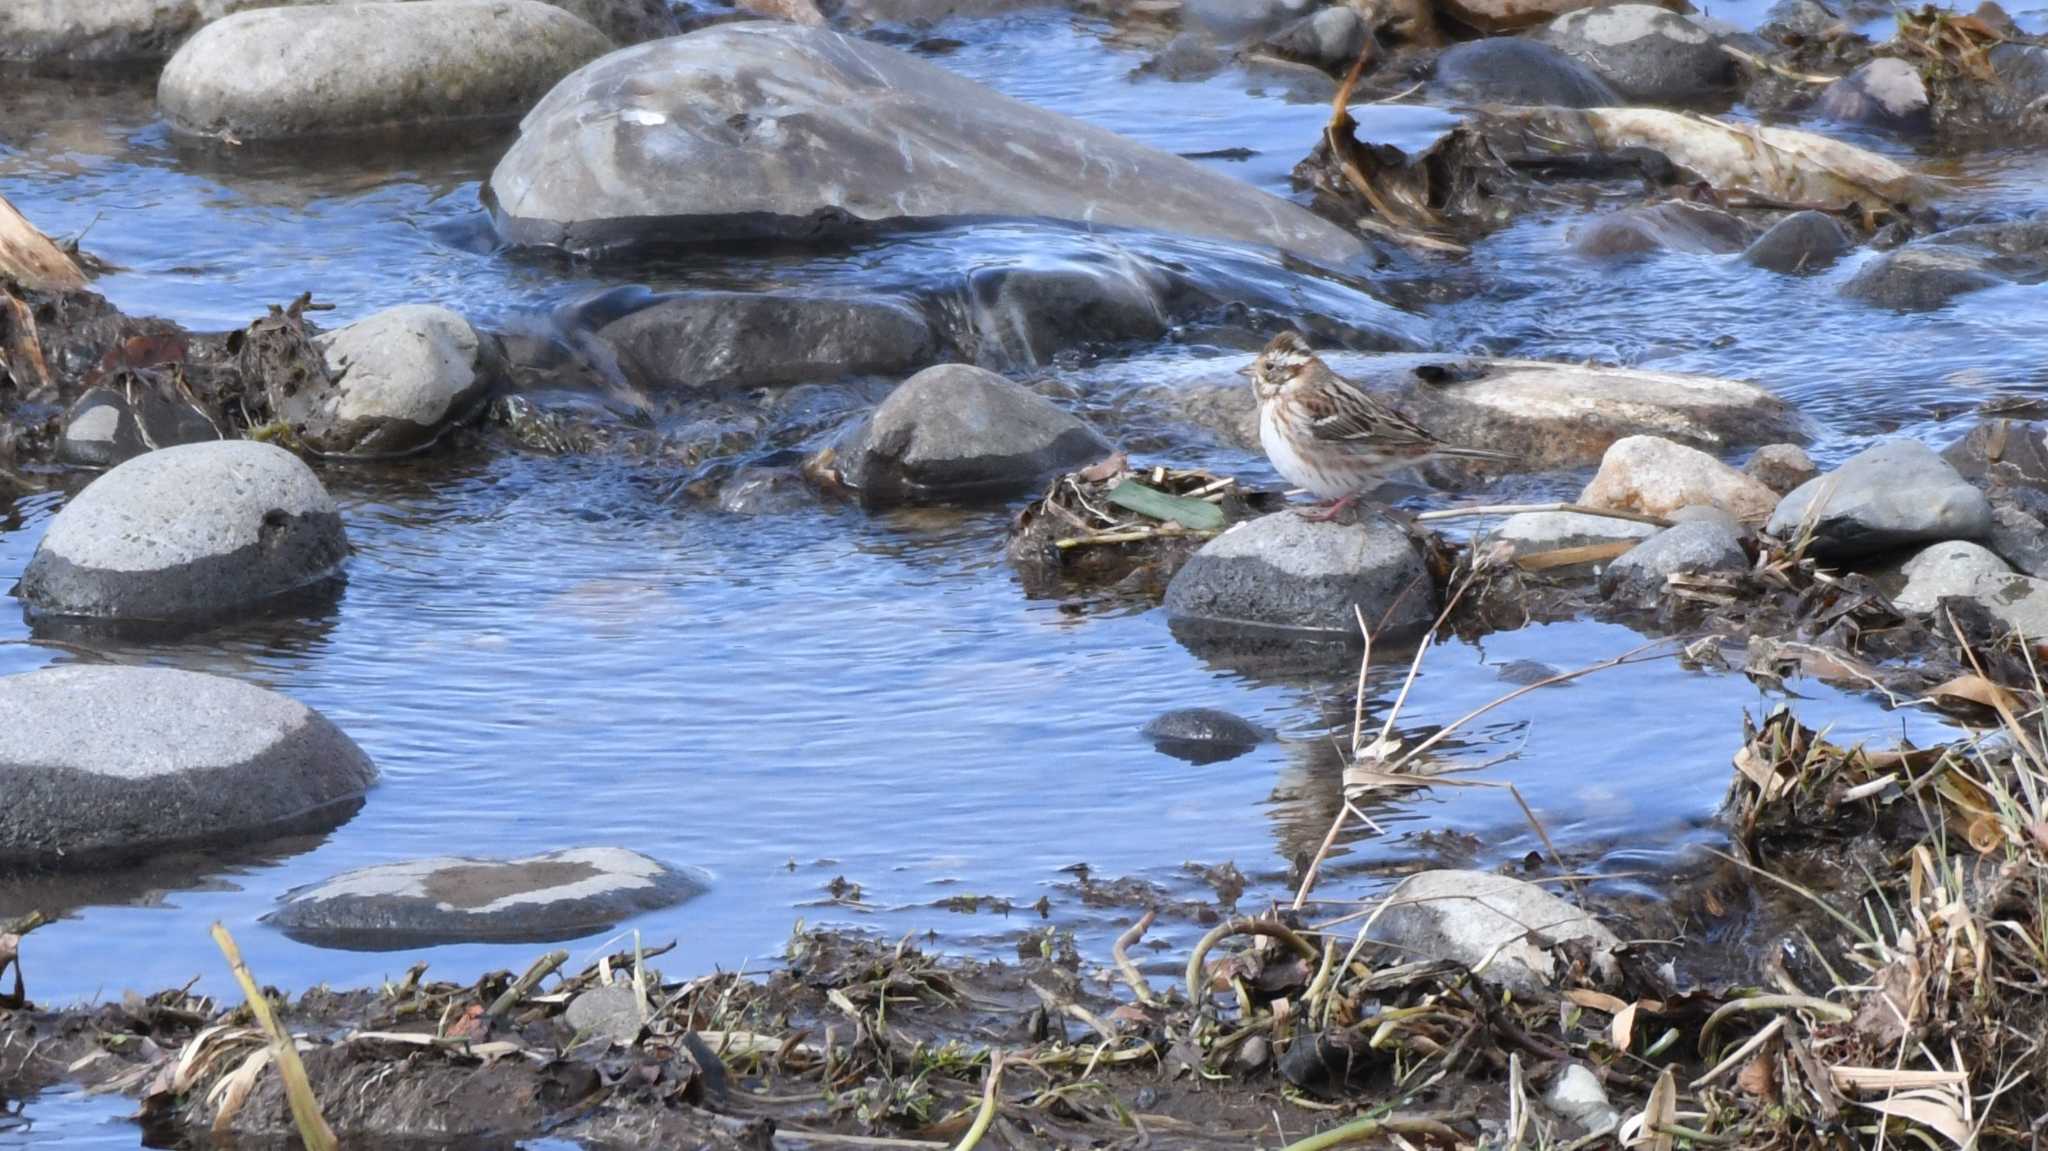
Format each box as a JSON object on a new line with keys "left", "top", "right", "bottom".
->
{"left": 1966, "top": 813, "right": 2005, "bottom": 855}
{"left": 1736, "top": 1038, "right": 1780, "bottom": 1102}
{"left": 1928, "top": 674, "right": 2019, "bottom": 715}
{"left": 1610, "top": 1001, "right": 1639, "bottom": 1052}
{"left": 1643, "top": 1065, "right": 1678, "bottom": 1151}
{"left": 1076, "top": 452, "right": 1129, "bottom": 484}
{"left": 0, "top": 292, "right": 51, "bottom": 396}
{"left": 1565, "top": 988, "right": 1630, "bottom": 1014}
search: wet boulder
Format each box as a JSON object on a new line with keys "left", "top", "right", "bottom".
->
{"left": 1743, "top": 443, "right": 1819, "bottom": 494}
{"left": 1142, "top": 707, "right": 1269, "bottom": 764}
{"left": 837, "top": 365, "right": 1110, "bottom": 506}
{"left": 58, "top": 383, "right": 221, "bottom": 468}
{"left": 1568, "top": 201, "right": 1751, "bottom": 258}
{"left": 1539, "top": 5, "right": 1740, "bottom": 105}
{"left": 1840, "top": 246, "right": 2003, "bottom": 311}
{"left": 158, "top": 1, "right": 614, "bottom": 140}
{"left": 1163, "top": 510, "right": 1436, "bottom": 640}
{"left": 0, "top": 0, "right": 243, "bottom": 67}
{"left": 1893, "top": 540, "right": 2013, "bottom": 613}
{"left": 1367, "top": 870, "right": 1620, "bottom": 995}
{"left": 1433, "top": 39, "right": 1619, "bottom": 109}
{"left": 1741, "top": 211, "right": 1853, "bottom": 274}
{"left": 1767, "top": 439, "right": 1992, "bottom": 558}
{"left": 1579, "top": 435, "right": 1780, "bottom": 522}
{"left": 597, "top": 294, "right": 938, "bottom": 393}
{"left": 291, "top": 305, "right": 498, "bottom": 457}
{"left": 264, "top": 847, "right": 706, "bottom": 949}
{"left": 1599, "top": 519, "right": 1749, "bottom": 606}
{"left": 963, "top": 258, "right": 1171, "bottom": 366}
{"left": 20, "top": 440, "right": 350, "bottom": 624}
{"left": 486, "top": 22, "right": 1366, "bottom": 262}
{"left": 0, "top": 665, "right": 376, "bottom": 867}
{"left": 1817, "top": 58, "right": 1931, "bottom": 133}
{"left": 1262, "top": 6, "right": 1373, "bottom": 72}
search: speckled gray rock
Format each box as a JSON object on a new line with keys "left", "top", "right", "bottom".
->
{"left": 1767, "top": 439, "right": 1993, "bottom": 558}
{"left": 1164, "top": 511, "right": 1436, "bottom": 638}
{"left": 58, "top": 384, "right": 221, "bottom": 468}
{"left": 486, "top": 22, "right": 1368, "bottom": 262}
{"left": 1570, "top": 201, "right": 1750, "bottom": 258}
{"left": 20, "top": 440, "right": 350, "bottom": 623}
{"left": 158, "top": 1, "right": 614, "bottom": 140}
{"left": 1743, "top": 443, "right": 1819, "bottom": 494}
{"left": 1986, "top": 501, "right": 2048, "bottom": 578}
{"left": 1841, "top": 246, "right": 2003, "bottom": 311}
{"left": 0, "top": 665, "right": 376, "bottom": 866}
{"left": 1540, "top": 4, "right": 1738, "bottom": 104}
{"left": 1262, "top": 6, "right": 1371, "bottom": 72}
{"left": 294, "top": 305, "right": 497, "bottom": 457}
{"left": 840, "top": 365, "right": 1109, "bottom": 506}
{"left": 1599, "top": 520, "right": 1748, "bottom": 606}
{"left": 1492, "top": 511, "right": 1658, "bottom": 559}
{"left": 599, "top": 294, "right": 937, "bottom": 394}
{"left": 1972, "top": 572, "right": 2048, "bottom": 638}
{"left": 1142, "top": 707, "right": 1268, "bottom": 764}
{"left": 1367, "top": 870, "right": 1620, "bottom": 996}
{"left": 264, "top": 847, "right": 707, "bottom": 949}
{"left": 1742, "top": 211, "right": 1852, "bottom": 274}
{"left": 565, "top": 985, "right": 645, "bottom": 1044}
{"left": 1433, "top": 38, "right": 1619, "bottom": 109}
{"left": 1893, "top": 540, "right": 2014, "bottom": 613}
{"left": 1818, "top": 58, "right": 1930, "bottom": 133}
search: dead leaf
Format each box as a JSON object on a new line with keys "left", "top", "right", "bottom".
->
{"left": 1643, "top": 1065, "right": 1678, "bottom": 1151}
{"left": 1076, "top": 452, "right": 1129, "bottom": 484}
{"left": 1928, "top": 674, "right": 2020, "bottom": 715}
{"left": 209, "top": 1046, "right": 274, "bottom": 1133}
{"left": 1857, "top": 1092, "right": 1970, "bottom": 1148}
{"left": 1565, "top": 988, "right": 1631, "bottom": 1014}
{"left": 1736, "top": 1042, "right": 1779, "bottom": 1101}
{"left": 1611, "top": 1001, "right": 1640, "bottom": 1052}
{"left": 444, "top": 1004, "right": 488, "bottom": 1041}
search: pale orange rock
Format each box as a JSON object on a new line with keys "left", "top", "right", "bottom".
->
{"left": 1579, "top": 434, "right": 1781, "bottom": 522}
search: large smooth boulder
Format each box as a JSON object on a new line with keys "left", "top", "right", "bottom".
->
{"left": 1569, "top": 201, "right": 1750, "bottom": 258}
{"left": 1841, "top": 246, "right": 2003, "bottom": 311}
{"left": 1433, "top": 38, "right": 1619, "bottom": 109}
{"left": 1741, "top": 211, "right": 1852, "bottom": 274}
{"left": 1367, "top": 870, "right": 1620, "bottom": 995}
{"left": 264, "top": 847, "right": 706, "bottom": 949}
{"left": 58, "top": 383, "right": 222, "bottom": 468}
{"left": 1540, "top": 5, "right": 1739, "bottom": 104}
{"left": 838, "top": 365, "right": 1110, "bottom": 506}
{"left": 1579, "top": 435, "right": 1780, "bottom": 522}
{"left": 20, "top": 441, "right": 350, "bottom": 623}
{"left": 158, "top": 1, "right": 614, "bottom": 140}
{"left": 1817, "top": 58, "right": 1931, "bottom": 133}
{"left": 0, "top": 666, "right": 376, "bottom": 866}
{"left": 298, "top": 305, "right": 497, "bottom": 456}
{"left": 1767, "top": 439, "right": 1993, "bottom": 558}
{"left": 1164, "top": 511, "right": 1436, "bottom": 639}
{"left": 485, "top": 23, "right": 1367, "bottom": 262}
{"left": 597, "top": 294, "right": 937, "bottom": 393}
{"left": 1599, "top": 519, "right": 1749, "bottom": 606}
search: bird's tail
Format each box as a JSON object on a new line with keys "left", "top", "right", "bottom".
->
{"left": 1431, "top": 444, "right": 1518, "bottom": 466}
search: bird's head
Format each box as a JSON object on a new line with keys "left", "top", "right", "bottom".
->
{"left": 1240, "top": 330, "right": 1316, "bottom": 402}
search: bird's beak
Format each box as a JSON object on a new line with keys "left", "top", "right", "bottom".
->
{"left": 1236, "top": 363, "right": 1256, "bottom": 378}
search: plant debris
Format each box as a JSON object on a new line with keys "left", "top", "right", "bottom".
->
{"left": 1007, "top": 455, "right": 1281, "bottom": 595}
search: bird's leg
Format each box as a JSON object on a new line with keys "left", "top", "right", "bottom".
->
{"left": 1294, "top": 494, "right": 1358, "bottom": 523}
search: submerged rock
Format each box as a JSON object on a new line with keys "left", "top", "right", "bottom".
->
{"left": 0, "top": 665, "right": 376, "bottom": 867}
{"left": 1767, "top": 439, "right": 1992, "bottom": 558}
{"left": 1569, "top": 201, "right": 1751, "bottom": 258}
{"left": 1163, "top": 510, "right": 1436, "bottom": 640}
{"left": 58, "top": 383, "right": 221, "bottom": 468}
{"left": 299, "top": 305, "right": 497, "bottom": 457}
{"left": 1743, "top": 443, "right": 1819, "bottom": 494}
{"left": 837, "top": 365, "right": 1110, "bottom": 506}
{"left": 597, "top": 294, "right": 938, "bottom": 393}
{"left": 265, "top": 847, "right": 706, "bottom": 949}
{"left": 1367, "top": 870, "right": 1620, "bottom": 996}
{"left": 1142, "top": 707, "right": 1268, "bottom": 764}
{"left": 963, "top": 259, "right": 1169, "bottom": 366}
{"left": 1579, "top": 435, "right": 1780, "bottom": 522}
{"left": 1893, "top": 540, "right": 2014, "bottom": 613}
{"left": 20, "top": 441, "right": 350, "bottom": 624}
{"left": 486, "top": 23, "right": 1366, "bottom": 261}
{"left": 158, "top": 0, "right": 613, "bottom": 140}
{"left": 1433, "top": 38, "right": 1619, "bottom": 108}
{"left": 1741, "top": 211, "right": 1852, "bottom": 274}
{"left": 1599, "top": 519, "right": 1749, "bottom": 606}
{"left": 1539, "top": 5, "right": 1739, "bottom": 105}
{"left": 1818, "top": 58, "right": 1931, "bottom": 133}
{"left": 1840, "top": 246, "right": 2003, "bottom": 311}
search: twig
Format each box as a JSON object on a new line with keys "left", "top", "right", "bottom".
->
{"left": 1721, "top": 42, "right": 1838, "bottom": 84}
{"left": 952, "top": 1050, "right": 1005, "bottom": 1151}
{"left": 1112, "top": 911, "right": 1158, "bottom": 1005}
{"left": 1184, "top": 919, "right": 1321, "bottom": 1010}
{"left": 486, "top": 950, "right": 569, "bottom": 1021}
{"left": 1692, "top": 1014, "right": 1787, "bottom": 1088}
{"left": 1414, "top": 502, "right": 1672, "bottom": 528}
{"left": 1698, "top": 994, "right": 1852, "bottom": 1059}
{"left": 1278, "top": 1114, "right": 1462, "bottom": 1151}
{"left": 211, "top": 923, "right": 337, "bottom": 1151}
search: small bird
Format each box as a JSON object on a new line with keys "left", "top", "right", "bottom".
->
{"left": 1243, "top": 331, "right": 1513, "bottom": 521}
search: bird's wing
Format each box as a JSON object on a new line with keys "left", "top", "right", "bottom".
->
{"left": 1296, "top": 375, "right": 1442, "bottom": 449}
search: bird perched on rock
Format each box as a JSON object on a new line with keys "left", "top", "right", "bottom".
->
{"left": 1243, "top": 330, "right": 1512, "bottom": 521}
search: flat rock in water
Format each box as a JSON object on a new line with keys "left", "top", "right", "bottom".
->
{"left": 1743, "top": 443, "right": 1819, "bottom": 494}
{"left": 964, "top": 258, "right": 1171, "bottom": 366}
{"left": 264, "top": 847, "right": 707, "bottom": 949}
{"left": 301, "top": 305, "right": 497, "bottom": 457}
{"left": 1492, "top": 511, "right": 1659, "bottom": 560}
{"left": 0, "top": 665, "right": 376, "bottom": 866}
{"left": 1433, "top": 38, "right": 1619, "bottom": 108}
{"left": 1163, "top": 511, "right": 1436, "bottom": 639}
{"left": 1579, "top": 435, "right": 1780, "bottom": 522}
{"left": 157, "top": 0, "right": 614, "bottom": 139}
{"left": 598, "top": 294, "right": 938, "bottom": 393}
{"left": 1818, "top": 58, "right": 1931, "bottom": 133}
{"left": 839, "top": 364, "right": 1109, "bottom": 506}
{"left": 486, "top": 23, "right": 1367, "bottom": 262}
{"left": 1540, "top": 4, "right": 1739, "bottom": 104}
{"left": 1367, "top": 870, "right": 1620, "bottom": 996}
{"left": 1142, "top": 707, "right": 1269, "bottom": 764}
{"left": 20, "top": 440, "right": 350, "bottom": 624}
{"left": 1893, "top": 540, "right": 2014, "bottom": 613}
{"left": 1841, "top": 246, "right": 2004, "bottom": 311}
{"left": 58, "top": 384, "right": 221, "bottom": 468}
{"left": 1742, "top": 211, "right": 1852, "bottom": 274}
{"left": 1767, "top": 439, "right": 1993, "bottom": 558}
{"left": 1599, "top": 519, "right": 1749, "bottom": 606}
{"left": 1569, "top": 201, "right": 1751, "bottom": 257}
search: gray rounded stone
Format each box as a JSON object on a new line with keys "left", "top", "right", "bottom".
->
{"left": 20, "top": 440, "right": 350, "bottom": 624}
{"left": 1893, "top": 540, "right": 2014, "bottom": 613}
{"left": 301, "top": 304, "right": 497, "bottom": 457}
{"left": 1569, "top": 201, "right": 1751, "bottom": 258}
{"left": 565, "top": 985, "right": 645, "bottom": 1044}
{"left": 1742, "top": 211, "right": 1852, "bottom": 274}
{"left": 597, "top": 294, "right": 937, "bottom": 394}
{"left": 1818, "top": 58, "right": 1930, "bottom": 133}
{"left": 0, "top": 665, "right": 377, "bottom": 866}
{"left": 1163, "top": 510, "right": 1436, "bottom": 638}
{"left": 841, "top": 364, "right": 1111, "bottom": 507}
{"left": 1841, "top": 246, "right": 2004, "bottom": 311}
{"left": 264, "top": 847, "right": 707, "bottom": 949}
{"left": 1433, "top": 38, "right": 1619, "bottom": 109}
{"left": 1767, "top": 438, "right": 1993, "bottom": 558}
{"left": 1142, "top": 707, "right": 1268, "bottom": 764}
{"left": 1367, "top": 870, "right": 1620, "bottom": 996}
{"left": 1540, "top": 4, "right": 1738, "bottom": 105}
{"left": 58, "top": 383, "right": 222, "bottom": 468}
{"left": 1263, "top": 6, "right": 1373, "bottom": 72}
{"left": 1599, "top": 520, "right": 1748, "bottom": 606}
{"left": 485, "top": 22, "right": 1367, "bottom": 262}
{"left": 157, "top": 0, "right": 614, "bottom": 140}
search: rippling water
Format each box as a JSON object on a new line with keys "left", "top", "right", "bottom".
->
{"left": 0, "top": 5, "right": 2032, "bottom": 1143}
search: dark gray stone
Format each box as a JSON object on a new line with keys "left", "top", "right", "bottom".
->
{"left": 1263, "top": 6, "right": 1372, "bottom": 72}
{"left": 1985, "top": 499, "right": 2048, "bottom": 578}
{"left": 1818, "top": 58, "right": 1931, "bottom": 133}
{"left": 552, "top": 0, "right": 681, "bottom": 44}
{"left": 1367, "top": 870, "right": 1620, "bottom": 996}
{"left": 1570, "top": 201, "right": 1751, "bottom": 258}
{"left": 296, "top": 304, "right": 497, "bottom": 457}
{"left": 1433, "top": 38, "right": 1619, "bottom": 109}
{"left": 1766, "top": 438, "right": 1993, "bottom": 558}
{"left": 1840, "top": 246, "right": 2004, "bottom": 311}
{"left": 265, "top": 847, "right": 707, "bottom": 949}
{"left": 964, "top": 259, "right": 1169, "bottom": 366}
{"left": 1142, "top": 707, "right": 1268, "bottom": 764}
{"left": 58, "top": 383, "right": 221, "bottom": 468}
{"left": 841, "top": 364, "right": 1110, "bottom": 506}
{"left": 1599, "top": 519, "right": 1748, "bottom": 606}
{"left": 1742, "top": 211, "right": 1853, "bottom": 274}
{"left": 597, "top": 294, "right": 938, "bottom": 393}
{"left": 1758, "top": 0, "right": 1842, "bottom": 41}
{"left": 0, "top": 665, "right": 376, "bottom": 867}
{"left": 157, "top": 0, "right": 613, "bottom": 140}
{"left": 1540, "top": 4, "right": 1738, "bottom": 105}
{"left": 1942, "top": 418, "right": 2048, "bottom": 488}
{"left": 1163, "top": 510, "right": 1436, "bottom": 638}
{"left": 486, "top": 22, "right": 1367, "bottom": 261}
{"left": 20, "top": 440, "right": 350, "bottom": 624}
{"left": 1743, "top": 443, "right": 1819, "bottom": 494}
